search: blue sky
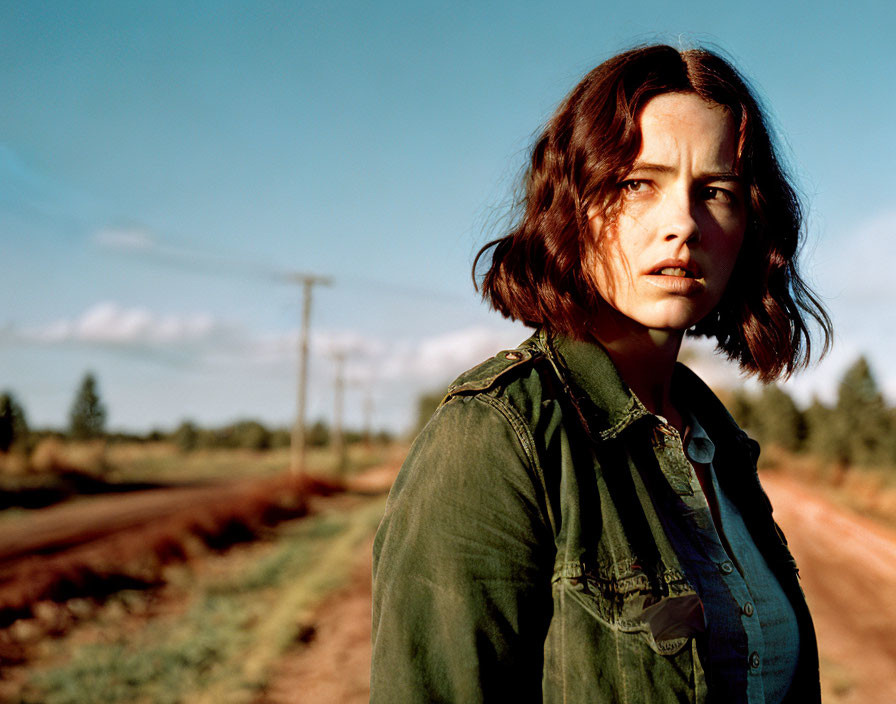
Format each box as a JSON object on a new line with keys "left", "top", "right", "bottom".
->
{"left": 2, "top": 1, "right": 894, "bottom": 433}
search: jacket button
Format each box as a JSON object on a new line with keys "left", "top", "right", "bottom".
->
{"left": 749, "top": 652, "right": 761, "bottom": 669}
{"left": 742, "top": 602, "right": 754, "bottom": 616}
{"left": 719, "top": 561, "right": 734, "bottom": 575}
{"left": 504, "top": 351, "right": 521, "bottom": 360}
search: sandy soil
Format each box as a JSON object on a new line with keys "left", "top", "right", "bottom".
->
{"left": 261, "top": 469, "right": 896, "bottom": 703}
{"left": 256, "top": 467, "right": 398, "bottom": 704}
{"left": 3, "top": 463, "right": 895, "bottom": 702}
{"left": 257, "top": 536, "right": 375, "bottom": 704}
{"left": 761, "top": 472, "right": 896, "bottom": 703}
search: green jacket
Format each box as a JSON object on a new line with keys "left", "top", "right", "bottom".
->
{"left": 371, "top": 332, "right": 820, "bottom": 703}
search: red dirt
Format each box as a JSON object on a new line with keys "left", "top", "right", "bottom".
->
{"left": 259, "top": 469, "right": 896, "bottom": 703}
{"left": 3, "top": 462, "right": 895, "bottom": 702}
{"left": 258, "top": 535, "right": 375, "bottom": 704}
{"left": 255, "top": 467, "right": 399, "bottom": 703}
{"left": 0, "top": 473, "right": 342, "bottom": 655}
{"left": 761, "top": 471, "right": 896, "bottom": 703}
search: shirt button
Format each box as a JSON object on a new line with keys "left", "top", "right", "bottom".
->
{"left": 719, "top": 560, "right": 734, "bottom": 575}
{"left": 742, "top": 602, "right": 755, "bottom": 616}
{"left": 749, "top": 652, "right": 761, "bottom": 669}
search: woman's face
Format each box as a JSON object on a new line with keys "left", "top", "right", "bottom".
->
{"left": 587, "top": 92, "right": 747, "bottom": 333}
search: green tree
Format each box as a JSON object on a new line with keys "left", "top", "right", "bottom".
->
{"left": 803, "top": 397, "right": 849, "bottom": 465}
{"left": 69, "top": 372, "right": 107, "bottom": 440}
{"left": 752, "top": 384, "right": 805, "bottom": 452}
{"left": 173, "top": 420, "right": 200, "bottom": 452}
{"left": 269, "top": 428, "right": 292, "bottom": 449}
{"left": 727, "top": 389, "right": 755, "bottom": 434}
{"left": 306, "top": 419, "right": 330, "bottom": 447}
{"left": 886, "top": 408, "right": 896, "bottom": 467}
{"left": 233, "top": 420, "right": 271, "bottom": 451}
{"left": 834, "top": 356, "right": 890, "bottom": 466}
{"left": 0, "top": 391, "right": 29, "bottom": 452}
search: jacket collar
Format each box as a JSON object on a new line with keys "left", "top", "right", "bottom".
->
{"left": 537, "top": 331, "right": 648, "bottom": 440}
{"left": 535, "top": 330, "right": 749, "bottom": 449}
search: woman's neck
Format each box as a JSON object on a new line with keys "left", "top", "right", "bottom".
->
{"left": 590, "top": 316, "right": 685, "bottom": 430}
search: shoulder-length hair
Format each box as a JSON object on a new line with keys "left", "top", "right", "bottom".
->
{"left": 474, "top": 44, "right": 831, "bottom": 382}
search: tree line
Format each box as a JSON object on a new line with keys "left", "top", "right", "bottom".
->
{"left": 729, "top": 356, "right": 896, "bottom": 469}
{"left": 4, "top": 358, "right": 893, "bottom": 464}
{"left": 0, "top": 372, "right": 391, "bottom": 455}
{"left": 415, "top": 355, "right": 896, "bottom": 472}
{"left": 0, "top": 372, "right": 107, "bottom": 452}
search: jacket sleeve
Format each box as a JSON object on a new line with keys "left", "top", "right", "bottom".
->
{"left": 370, "top": 394, "right": 555, "bottom": 703}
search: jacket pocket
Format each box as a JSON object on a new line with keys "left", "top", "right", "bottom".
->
{"left": 563, "top": 563, "right": 704, "bottom": 654}
{"left": 620, "top": 590, "right": 705, "bottom": 654}
{"left": 546, "top": 563, "right": 707, "bottom": 703}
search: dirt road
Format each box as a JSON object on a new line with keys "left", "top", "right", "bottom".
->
{"left": 264, "top": 470, "right": 896, "bottom": 703}
{"left": 762, "top": 472, "right": 896, "bottom": 703}
{"left": 4, "top": 463, "right": 893, "bottom": 701}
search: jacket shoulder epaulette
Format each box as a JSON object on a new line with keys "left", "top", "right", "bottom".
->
{"left": 444, "top": 347, "right": 542, "bottom": 401}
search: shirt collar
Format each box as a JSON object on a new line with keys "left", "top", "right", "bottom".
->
{"left": 536, "top": 331, "right": 747, "bottom": 448}
{"left": 685, "top": 412, "right": 716, "bottom": 464}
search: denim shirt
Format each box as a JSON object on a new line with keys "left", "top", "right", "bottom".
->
{"left": 371, "top": 331, "right": 820, "bottom": 703}
{"left": 668, "top": 413, "right": 801, "bottom": 702}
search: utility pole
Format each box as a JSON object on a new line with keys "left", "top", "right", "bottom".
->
{"left": 362, "top": 385, "right": 374, "bottom": 447}
{"left": 289, "top": 273, "right": 332, "bottom": 476}
{"left": 331, "top": 348, "right": 347, "bottom": 474}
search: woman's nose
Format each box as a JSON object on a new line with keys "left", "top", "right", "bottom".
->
{"left": 662, "top": 191, "right": 700, "bottom": 244}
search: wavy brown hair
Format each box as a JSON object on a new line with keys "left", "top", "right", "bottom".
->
{"left": 474, "top": 44, "right": 831, "bottom": 382}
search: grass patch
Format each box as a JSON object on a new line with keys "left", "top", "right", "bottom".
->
{"left": 20, "top": 596, "right": 249, "bottom": 704}
{"left": 103, "top": 443, "right": 397, "bottom": 485}
{"left": 19, "top": 496, "right": 387, "bottom": 704}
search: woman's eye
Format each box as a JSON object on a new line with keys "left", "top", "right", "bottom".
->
{"left": 620, "top": 180, "right": 646, "bottom": 193}
{"left": 703, "top": 186, "right": 734, "bottom": 203}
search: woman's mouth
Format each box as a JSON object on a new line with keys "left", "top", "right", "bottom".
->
{"left": 656, "top": 267, "right": 694, "bottom": 278}
{"left": 645, "top": 263, "right": 705, "bottom": 294}
{"left": 648, "top": 259, "right": 703, "bottom": 281}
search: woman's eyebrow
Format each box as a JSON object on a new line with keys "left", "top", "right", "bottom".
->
{"left": 628, "top": 162, "right": 676, "bottom": 175}
{"left": 702, "top": 171, "right": 741, "bottom": 182}
{"left": 629, "top": 162, "right": 741, "bottom": 181}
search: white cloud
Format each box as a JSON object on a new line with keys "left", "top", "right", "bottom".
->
{"left": 806, "top": 209, "right": 896, "bottom": 404}
{"left": 409, "top": 325, "right": 527, "bottom": 379}
{"left": 311, "top": 330, "right": 388, "bottom": 359}
{"left": 815, "top": 209, "right": 896, "bottom": 304}
{"left": 20, "top": 302, "right": 240, "bottom": 354}
{"left": 319, "top": 324, "right": 526, "bottom": 385}
{"left": 91, "top": 227, "right": 158, "bottom": 252}
{"left": 245, "top": 323, "right": 527, "bottom": 385}
{"left": 679, "top": 336, "right": 743, "bottom": 391}
{"left": 90, "top": 224, "right": 289, "bottom": 284}
{"left": 227, "top": 323, "right": 532, "bottom": 431}
{"left": 12, "top": 302, "right": 529, "bottom": 389}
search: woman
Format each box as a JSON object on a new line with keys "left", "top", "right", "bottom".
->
{"left": 371, "top": 44, "right": 830, "bottom": 703}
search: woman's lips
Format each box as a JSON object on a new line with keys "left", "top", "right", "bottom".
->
{"left": 657, "top": 267, "right": 692, "bottom": 277}
{"left": 644, "top": 273, "right": 706, "bottom": 294}
{"left": 648, "top": 259, "right": 702, "bottom": 278}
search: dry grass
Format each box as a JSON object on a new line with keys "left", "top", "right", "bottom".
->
{"left": 759, "top": 446, "right": 896, "bottom": 529}
{"left": 104, "top": 441, "right": 396, "bottom": 484}
{"left": 0, "top": 474, "right": 343, "bottom": 652}
{"left": 3, "top": 439, "right": 399, "bottom": 485}
{"left": 10, "top": 495, "right": 387, "bottom": 704}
